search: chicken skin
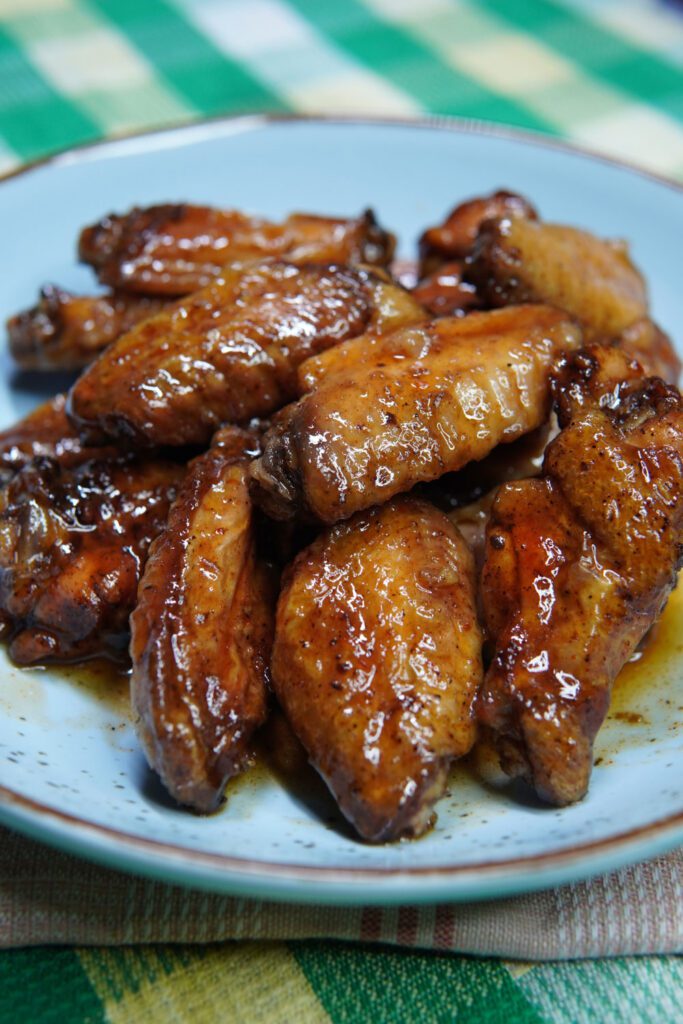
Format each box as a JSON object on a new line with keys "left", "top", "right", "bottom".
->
{"left": 0, "top": 450, "right": 182, "bottom": 663}
{"left": 69, "top": 262, "right": 421, "bottom": 447}
{"left": 479, "top": 346, "right": 683, "bottom": 805}
{"left": 271, "top": 497, "right": 482, "bottom": 841}
{"left": 252, "top": 305, "right": 580, "bottom": 524}
{"left": 0, "top": 395, "right": 91, "bottom": 484}
{"left": 7, "top": 286, "right": 169, "bottom": 371}
{"left": 131, "top": 426, "right": 274, "bottom": 812}
{"left": 79, "top": 204, "right": 394, "bottom": 295}
{"left": 418, "top": 190, "right": 537, "bottom": 278}
{"left": 467, "top": 216, "right": 647, "bottom": 342}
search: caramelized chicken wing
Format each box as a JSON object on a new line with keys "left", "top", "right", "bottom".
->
{"left": 252, "top": 305, "right": 580, "bottom": 524}
{"left": 614, "top": 317, "right": 680, "bottom": 384}
{"left": 79, "top": 204, "right": 394, "bottom": 295}
{"left": 271, "top": 497, "right": 482, "bottom": 841}
{"left": 467, "top": 216, "right": 648, "bottom": 343}
{"left": 7, "top": 286, "right": 169, "bottom": 370}
{"left": 479, "top": 347, "right": 683, "bottom": 805}
{"left": 131, "top": 426, "right": 274, "bottom": 812}
{"left": 69, "top": 262, "right": 419, "bottom": 447}
{"left": 411, "top": 260, "right": 481, "bottom": 317}
{"left": 0, "top": 395, "right": 88, "bottom": 484}
{"left": 419, "top": 190, "right": 537, "bottom": 278}
{"left": 0, "top": 451, "right": 182, "bottom": 663}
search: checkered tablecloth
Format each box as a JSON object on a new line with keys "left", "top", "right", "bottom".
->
{"left": 1, "top": 1, "right": 682, "bottom": 1022}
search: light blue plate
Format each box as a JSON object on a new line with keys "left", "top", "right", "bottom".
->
{"left": 0, "top": 116, "right": 681, "bottom": 905}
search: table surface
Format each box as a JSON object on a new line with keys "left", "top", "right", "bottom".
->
{"left": 1, "top": 1, "right": 682, "bottom": 1021}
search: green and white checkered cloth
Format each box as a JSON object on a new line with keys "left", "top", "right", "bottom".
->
{"left": 1, "top": 1, "right": 682, "bottom": 1021}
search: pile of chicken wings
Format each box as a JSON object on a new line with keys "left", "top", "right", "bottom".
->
{"left": 2, "top": 193, "right": 681, "bottom": 841}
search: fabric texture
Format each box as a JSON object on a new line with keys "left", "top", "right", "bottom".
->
{"left": 1, "top": 0, "right": 683, "bottom": 1020}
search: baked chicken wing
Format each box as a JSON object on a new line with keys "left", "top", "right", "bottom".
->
{"left": 79, "top": 204, "right": 394, "bottom": 295}
{"left": 0, "top": 395, "right": 89, "bottom": 484}
{"left": 69, "top": 262, "right": 422, "bottom": 447}
{"left": 479, "top": 346, "right": 683, "bottom": 805}
{"left": 252, "top": 305, "right": 580, "bottom": 524}
{"left": 131, "top": 425, "right": 274, "bottom": 812}
{"left": 7, "top": 286, "right": 168, "bottom": 370}
{"left": 467, "top": 216, "right": 648, "bottom": 342}
{"left": 271, "top": 497, "right": 482, "bottom": 841}
{"left": 0, "top": 449, "right": 182, "bottom": 663}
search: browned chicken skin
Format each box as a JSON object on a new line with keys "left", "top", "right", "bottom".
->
{"left": 79, "top": 204, "right": 395, "bottom": 295}
{"left": 418, "top": 190, "right": 537, "bottom": 278}
{"left": 0, "top": 449, "right": 182, "bottom": 663}
{"left": 479, "top": 346, "right": 683, "bottom": 805}
{"left": 0, "top": 395, "right": 89, "bottom": 484}
{"left": 68, "top": 262, "right": 420, "bottom": 447}
{"left": 412, "top": 260, "right": 481, "bottom": 317}
{"left": 251, "top": 305, "right": 581, "bottom": 524}
{"left": 7, "top": 286, "right": 169, "bottom": 370}
{"left": 130, "top": 425, "right": 274, "bottom": 812}
{"left": 467, "top": 216, "right": 648, "bottom": 343}
{"left": 271, "top": 497, "right": 482, "bottom": 841}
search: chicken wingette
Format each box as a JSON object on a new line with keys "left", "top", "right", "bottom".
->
{"left": 79, "top": 204, "right": 394, "bottom": 295}
{"left": 0, "top": 448, "right": 182, "bottom": 663}
{"left": 479, "top": 346, "right": 683, "bottom": 805}
{"left": 252, "top": 305, "right": 580, "bottom": 524}
{"left": 271, "top": 497, "right": 482, "bottom": 841}
{"left": 130, "top": 426, "right": 274, "bottom": 812}
{"left": 68, "top": 261, "right": 424, "bottom": 447}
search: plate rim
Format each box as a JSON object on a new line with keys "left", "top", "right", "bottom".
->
{"left": 1, "top": 111, "right": 681, "bottom": 903}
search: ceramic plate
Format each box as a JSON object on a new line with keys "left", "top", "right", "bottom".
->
{"left": 0, "top": 116, "right": 681, "bottom": 905}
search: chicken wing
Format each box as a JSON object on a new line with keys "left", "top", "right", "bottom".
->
{"left": 0, "top": 450, "right": 182, "bottom": 663}
{"left": 479, "top": 346, "right": 683, "bottom": 805}
{"left": 411, "top": 260, "right": 481, "bottom": 317}
{"left": 0, "top": 395, "right": 90, "bottom": 484}
{"left": 79, "top": 204, "right": 394, "bottom": 295}
{"left": 131, "top": 425, "right": 274, "bottom": 812}
{"left": 251, "top": 305, "right": 580, "bottom": 524}
{"left": 418, "top": 190, "right": 537, "bottom": 278}
{"left": 69, "top": 262, "right": 420, "bottom": 447}
{"left": 7, "top": 286, "right": 169, "bottom": 370}
{"left": 271, "top": 497, "right": 482, "bottom": 841}
{"left": 467, "top": 216, "right": 648, "bottom": 343}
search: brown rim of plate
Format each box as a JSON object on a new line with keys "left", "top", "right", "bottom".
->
{"left": 0, "top": 781, "right": 681, "bottom": 885}
{"left": 0, "top": 112, "right": 681, "bottom": 891}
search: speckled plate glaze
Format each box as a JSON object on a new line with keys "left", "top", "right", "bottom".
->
{"left": 0, "top": 116, "right": 682, "bottom": 905}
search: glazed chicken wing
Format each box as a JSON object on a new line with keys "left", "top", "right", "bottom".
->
{"left": 418, "top": 190, "right": 537, "bottom": 278}
{"left": 0, "top": 448, "right": 182, "bottom": 663}
{"left": 69, "top": 262, "right": 422, "bottom": 447}
{"left": 79, "top": 204, "right": 394, "bottom": 295}
{"left": 252, "top": 305, "right": 580, "bottom": 524}
{"left": 271, "top": 497, "right": 482, "bottom": 841}
{"left": 479, "top": 346, "right": 683, "bottom": 805}
{"left": 467, "top": 216, "right": 647, "bottom": 342}
{"left": 7, "top": 286, "right": 169, "bottom": 370}
{"left": 0, "top": 394, "right": 89, "bottom": 484}
{"left": 131, "top": 425, "right": 274, "bottom": 812}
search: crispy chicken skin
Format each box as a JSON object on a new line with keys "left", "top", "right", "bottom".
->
{"left": 7, "top": 286, "right": 169, "bottom": 370}
{"left": 0, "top": 395, "right": 88, "bottom": 484}
{"left": 130, "top": 426, "right": 274, "bottom": 812}
{"left": 271, "top": 497, "right": 482, "bottom": 841}
{"left": 0, "top": 451, "right": 182, "bottom": 663}
{"left": 79, "top": 204, "right": 395, "bottom": 295}
{"left": 69, "top": 262, "right": 417, "bottom": 447}
{"left": 467, "top": 216, "right": 649, "bottom": 343}
{"left": 252, "top": 305, "right": 581, "bottom": 524}
{"left": 479, "top": 347, "right": 683, "bottom": 805}
{"left": 418, "top": 190, "right": 537, "bottom": 278}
